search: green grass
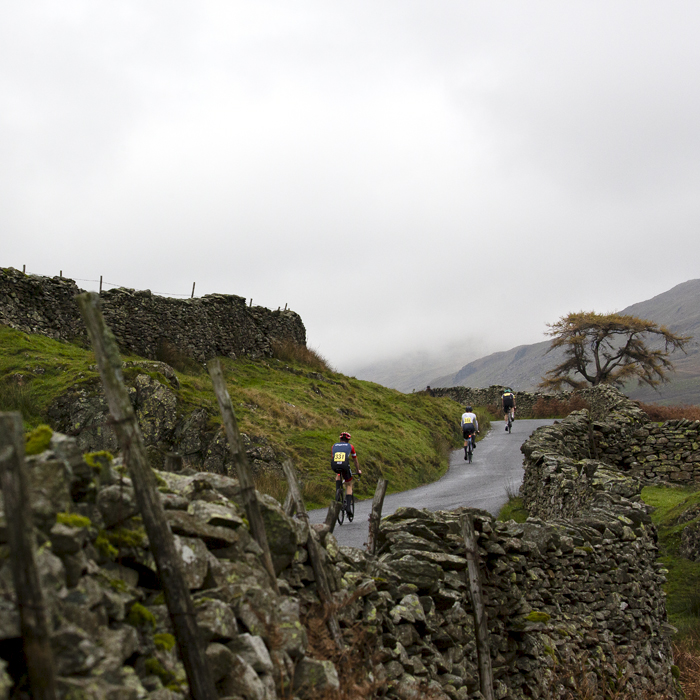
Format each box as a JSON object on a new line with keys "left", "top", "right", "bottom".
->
{"left": 642, "top": 485, "right": 700, "bottom": 637}
{"left": 497, "top": 496, "right": 529, "bottom": 523}
{"left": 0, "top": 324, "right": 486, "bottom": 508}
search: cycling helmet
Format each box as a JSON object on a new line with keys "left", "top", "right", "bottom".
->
{"left": 339, "top": 431, "right": 351, "bottom": 441}
{"left": 465, "top": 406, "right": 472, "bottom": 412}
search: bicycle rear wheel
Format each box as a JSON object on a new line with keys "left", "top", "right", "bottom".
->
{"left": 507, "top": 418, "right": 512, "bottom": 433}
{"left": 467, "top": 442, "right": 473, "bottom": 463}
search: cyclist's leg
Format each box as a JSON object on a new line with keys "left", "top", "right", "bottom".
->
{"left": 335, "top": 472, "right": 343, "bottom": 499}
{"left": 343, "top": 468, "right": 353, "bottom": 514}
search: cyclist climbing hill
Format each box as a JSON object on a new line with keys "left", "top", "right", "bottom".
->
{"left": 502, "top": 388, "right": 516, "bottom": 430}
{"left": 460, "top": 406, "right": 479, "bottom": 460}
{"left": 331, "top": 432, "right": 362, "bottom": 519}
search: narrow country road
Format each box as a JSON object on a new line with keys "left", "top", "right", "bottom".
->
{"left": 308, "top": 418, "right": 555, "bottom": 549}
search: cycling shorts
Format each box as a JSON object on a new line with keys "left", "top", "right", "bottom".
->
{"left": 462, "top": 424, "right": 476, "bottom": 438}
{"left": 333, "top": 465, "right": 353, "bottom": 483}
{"left": 503, "top": 397, "right": 515, "bottom": 409}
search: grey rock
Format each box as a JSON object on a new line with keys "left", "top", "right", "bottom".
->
{"left": 196, "top": 598, "right": 238, "bottom": 643}
{"left": 293, "top": 657, "right": 339, "bottom": 699}
{"left": 227, "top": 633, "right": 274, "bottom": 673}
{"left": 206, "top": 642, "right": 236, "bottom": 682}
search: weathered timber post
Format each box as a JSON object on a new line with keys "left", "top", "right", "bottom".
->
{"left": 460, "top": 513, "right": 494, "bottom": 700}
{"left": 191, "top": 282, "right": 195, "bottom": 299}
{"left": 0, "top": 413, "right": 58, "bottom": 700}
{"left": 588, "top": 420, "right": 599, "bottom": 460}
{"left": 99, "top": 275, "right": 103, "bottom": 293}
{"left": 324, "top": 500, "right": 341, "bottom": 533}
{"left": 207, "top": 359, "right": 279, "bottom": 594}
{"left": 367, "top": 477, "right": 388, "bottom": 555}
{"left": 281, "top": 459, "right": 344, "bottom": 648}
{"left": 283, "top": 489, "right": 296, "bottom": 517}
{"left": 76, "top": 292, "right": 217, "bottom": 700}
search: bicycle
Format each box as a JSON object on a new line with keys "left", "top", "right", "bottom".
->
{"left": 506, "top": 413, "right": 512, "bottom": 434}
{"left": 335, "top": 472, "right": 360, "bottom": 525}
{"left": 465, "top": 434, "right": 476, "bottom": 463}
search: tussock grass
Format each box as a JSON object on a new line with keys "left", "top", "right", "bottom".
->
{"left": 271, "top": 338, "right": 332, "bottom": 372}
{"left": 530, "top": 394, "right": 590, "bottom": 419}
{"left": 674, "top": 636, "right": 700, "bottom": 700}
{"left": 637, "top": 401, "right": 700, "bottom": 422}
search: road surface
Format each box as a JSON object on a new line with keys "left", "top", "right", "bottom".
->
{"left": 308, "top": 418, "right": 555, "bottom": 549}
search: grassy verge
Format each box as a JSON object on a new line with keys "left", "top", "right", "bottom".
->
{"left": 642, "top": 484, "right": 700, "bottom": 698}
{"left": 642, "top": 485, "right": 700, "bottom": 637}
{"left": 0, "top": 325, "right": 477, "bottom": 508}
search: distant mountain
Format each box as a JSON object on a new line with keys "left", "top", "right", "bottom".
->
{"left": 349, "top": 341, "right": 488, "bottom": 394}
{"left": 432, "top": 279, "right": 700, "bottom": 405}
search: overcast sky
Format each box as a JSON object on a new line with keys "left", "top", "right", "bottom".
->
{"left": 2, "top": 1, "right": 700, "bottom": 375}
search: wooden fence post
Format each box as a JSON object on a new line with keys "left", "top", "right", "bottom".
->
{"left": 207, "top": 359, "right": 279, "bottom": 594}
{"left": 460, "top": 513, "right": 494, "bottom": 700}
{"left": 283, "top": 489, "right": 296, "bottom": 517}
{"left": 367, "top": 478, "right": 388, "bottom": 555}
{"left": 191, "top": 282, "right": 196, "bottom": 299}
{"left": 281, "top": 460, "right": 344, "bottom": 648}
{"left": 324, "top": 500, "right": 341, "bottom": 533}
{"left": 0, "top": 413, "right": 58, "bottom": 700}
{"left": 76, "top": 292, "right": 217, "bottom": 700}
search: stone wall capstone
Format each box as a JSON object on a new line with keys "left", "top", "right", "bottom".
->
{"left": 0, "top": 266, "right": 305, "bottom": 362}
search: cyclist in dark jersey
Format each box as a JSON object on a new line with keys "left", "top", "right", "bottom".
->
{"left": 331, "top": 432, "right": 361, "bottom": 516}
{"left": 502, "top": 388, "right": 516, "bottom": 429}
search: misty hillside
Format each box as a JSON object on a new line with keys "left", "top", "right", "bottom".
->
{"left": 350, "top": 343, "right": 487, "bottom": 394}
{"left": 432, "top": 279, "right": 700, "bottom": 405}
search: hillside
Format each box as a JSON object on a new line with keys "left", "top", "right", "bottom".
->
{"left": 432, "top": 278, "right": 700, "bottom": 405}
{"left": 0, "top": 324, "right": 470, "bottom": 508}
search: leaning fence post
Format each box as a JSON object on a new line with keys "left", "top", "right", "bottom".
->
{"left": 460, "top": 513, "right": 494, "bottom": 700}
{"left": 0, "top": 413, "right": 57, "bottom": 700}
{"left": 283, "top": 489, "right": 296, "bottom": 517}
{"left": 282, "top": 460, "right": 344, "bottom": 648}
{"left": 367, "top": 477, "right": 388, "bottom": 555}
{"left": 76, "top": 292, "right": 217, "bottom": 700}
{"left": 324, "top": 500, "right": 341, "bottom": 533}
{"left": 207, "top": 359, "right": 279, "bottom": 594}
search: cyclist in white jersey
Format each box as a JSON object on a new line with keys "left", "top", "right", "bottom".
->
{"left": 460, "top": 406, "right": 480, "bottom": 460}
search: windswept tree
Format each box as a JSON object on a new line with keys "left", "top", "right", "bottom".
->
{"left": 539, "top": 311, "right": 690, "bottom": 391}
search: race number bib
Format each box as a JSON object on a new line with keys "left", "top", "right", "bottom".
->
{"left": 334, "top": 452, "right": 346, "bottom": 463}
{"left": 463, "top": 416, "right": 473, "bottom": 424}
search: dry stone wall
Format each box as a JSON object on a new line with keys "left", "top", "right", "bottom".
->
{"left": 430, "top": 386, "right": 570, "bottom": 417}
{"left": 0, "top": 267, "right": 305, "bottom": 362}
{"left": 0, "top": 416, "right": 678, "bottom": 699}
{"left": 517, "top": 384, "right": 700, "bottom": 486}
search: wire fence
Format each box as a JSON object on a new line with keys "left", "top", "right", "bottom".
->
{"left": 16, "top": 265, "right": 196, "bottom": 298}
{"left": 13, "top": 265, "right": 282, "bottom": 309}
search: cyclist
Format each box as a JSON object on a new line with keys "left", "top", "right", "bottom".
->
{"left": 460, "top": 406, "right": 479, "bottom": 460}
{"left": 502, "top": 388, "right": 516, "bottom": 429}
{"left": 331, "top": 432, "right": 361, "bottom": 520}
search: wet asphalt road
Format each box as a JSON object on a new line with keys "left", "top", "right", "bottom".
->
{"left": 308, "top": 418, "right": 555, "bottom": 549}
